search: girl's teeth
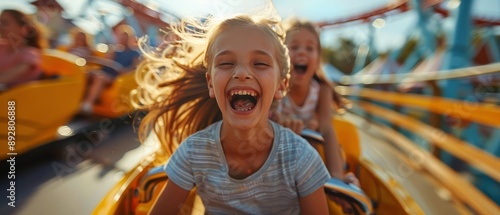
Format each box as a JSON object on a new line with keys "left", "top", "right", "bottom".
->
{"left": 236, "top": 108, "right": 250, "bottom": 111}
{"left": 230, "top": 90, "right": 257, "bottom": 96}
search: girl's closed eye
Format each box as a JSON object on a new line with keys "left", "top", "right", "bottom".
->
{"left": 217, "top": 61, "right": 235, "bottom": 68}
{"left": 289, "top": 45, "right": 299, "bottom": 51}
{"left": 254, "top": 61, "right": 271, "bottom": 68}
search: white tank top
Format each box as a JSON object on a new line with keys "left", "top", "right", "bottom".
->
{"left": 279, "top": 79, "right": 320, "bottom": 122}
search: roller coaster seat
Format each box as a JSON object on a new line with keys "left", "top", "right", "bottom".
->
{"left": 301, "top": 117, "right": 361, "bottom": 174}
{"left": 131, "top": 117, "right": 371, "bottom": 215}
{"left": 134, "top": 165, "right": 372, "bottom": 215}
{"left": 91, "top": 70, "right": 137, "bottom": 118}
{"left": 56, "top": 47, "right": 138, "bottom": 118}
{"left": 333, "top": 116, "right": 361, "bottom": 173}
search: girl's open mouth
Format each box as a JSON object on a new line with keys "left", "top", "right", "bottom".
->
{"left": 229, "top": 89, "right": 259, "bottom": 112}
{"left": 293, "top": 64, "right": 308, "bottom": 74}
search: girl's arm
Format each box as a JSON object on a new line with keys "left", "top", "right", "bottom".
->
{"left": 0, "top": 48, "right": 41, "bottom": 85}
{"left": 0, "top": 64, "right": 30, "bottom": 82}
{"left": 148, "top": 181, "right": 191, "bottom": 215}
{"left": 299, "top": 187, "right": 329, "bottom": 215}
{"left": 269, "top": 100, "right": 304, "bottom": 134}
{"left": 317, "top": 84, "right": 345, "bottom": 178}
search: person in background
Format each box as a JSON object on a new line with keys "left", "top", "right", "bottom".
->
{"left": 58, "top": 28, "right": 96, "bottom": 58}
{"left": 0, "top": 9, "right": 43, "bottom": 91}
{"left": 270, "top": 19, "right": 360, "bottom": 213}
{"left": 271, "top": 18, "right": 359, "bottom": 182}
{"left": 80, "top": 25, "right": 140, "bottom": 114}
{"left": 271, "top": 18, "right": 359, "bottom": 214}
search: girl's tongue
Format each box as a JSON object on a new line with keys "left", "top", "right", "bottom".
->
{"left": 229, "top": 90, "right": 258, "bottom": 112}
{"left": 231, "top": 96, "right": 256, "bottom": 111}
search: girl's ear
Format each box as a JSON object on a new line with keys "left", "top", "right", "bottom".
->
{"left": 274, "top": 78, "right": 288, "bottom": 99}
{"left": 206, "top": 72, "right": 215, "bottom": 98}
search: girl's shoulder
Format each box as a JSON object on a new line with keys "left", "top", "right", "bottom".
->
{"left": 181, "top": 121, "right": 222, "bottom": 146}
{"left": 175, "top": 122, "right": 222, "bottom": 159}
{"left": 272, "top": 121, "right": 310, "bottom": 147}
{"left": 316, "top": 81, "right": 332, "bottom": 90}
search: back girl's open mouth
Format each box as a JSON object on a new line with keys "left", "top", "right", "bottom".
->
{"left": 293, "top": 64, "right": 308, "bottom": 74}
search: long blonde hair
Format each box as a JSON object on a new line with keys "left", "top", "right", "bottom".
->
{"left": 133, "top": 14, "right": 290, "bottom": 159}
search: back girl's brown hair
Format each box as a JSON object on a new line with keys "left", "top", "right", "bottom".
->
{"left": 2, "top": 9, "right": 42, "bottom": 49}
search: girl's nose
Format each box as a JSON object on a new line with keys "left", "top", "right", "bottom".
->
{"left": 232, "top": 65, "right": 252, "bottom": 80}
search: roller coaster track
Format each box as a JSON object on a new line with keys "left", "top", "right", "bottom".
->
{"left": 316, "top": 0, "right": 442, "bottom": 28}
{"left": 434, "top": 2, "right": 500, "bottom": 26}
{"left": 317, "top": 0, "right": 500, "bottom": 28}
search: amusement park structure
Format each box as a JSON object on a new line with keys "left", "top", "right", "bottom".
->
{"left": 315, "top": 0, "right": 500, "bottom": 206}
{"left": 1, "top": 0, "right": 499, "bottom": 214}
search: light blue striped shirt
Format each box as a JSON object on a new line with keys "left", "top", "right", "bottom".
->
{"left": 165, "top": 120, "right": 330, "bottom": 214}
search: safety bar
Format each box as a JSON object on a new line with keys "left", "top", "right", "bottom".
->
{"left": 324, "top": 177, "right": 374, "bottom": 214}
{"left": 136, "top": 165, "right": 168, "bottom": 203}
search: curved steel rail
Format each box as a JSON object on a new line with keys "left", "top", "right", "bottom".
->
{"left": 352, "top": 102, "right": 500, "bottom": 214}
{"left": 336, "top": 62, "right": 500, "bottom": 85}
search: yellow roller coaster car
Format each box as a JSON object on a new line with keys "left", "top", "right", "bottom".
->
{"left": 92, "top": 117, "right": 385, "bottom": 215}
{"left": 0, "top": 49, "right": 86, "bottom": 160}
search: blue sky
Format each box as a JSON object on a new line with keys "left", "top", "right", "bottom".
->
{"left": 1, "top": 0, "right": 499, "bottom": 52}
{"left": 152, "top": 0, "right": 500, "bottom": 51}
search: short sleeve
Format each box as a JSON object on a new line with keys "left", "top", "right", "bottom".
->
{"left": 164, "top": 140, "right": 195, "bottom": 191}
{"left": 295, "top": 142, "right": 330, "bottom": 197}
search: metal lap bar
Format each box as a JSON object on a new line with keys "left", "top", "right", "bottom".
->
{"left": 136, "top": 166, "right": 168, "bottom": 203}
{"left": 324, "top": 178, "right": 374, "bottom": 214}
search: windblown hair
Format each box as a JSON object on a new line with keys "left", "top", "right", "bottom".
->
{"left": 284, "top": 18, "right": 344, "bottom": 107}
{"left": 133, "top": 14, "right": 290, "bottom": 160}
{"left": 2, "top": 9, "right": 43, "bottom": 49}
